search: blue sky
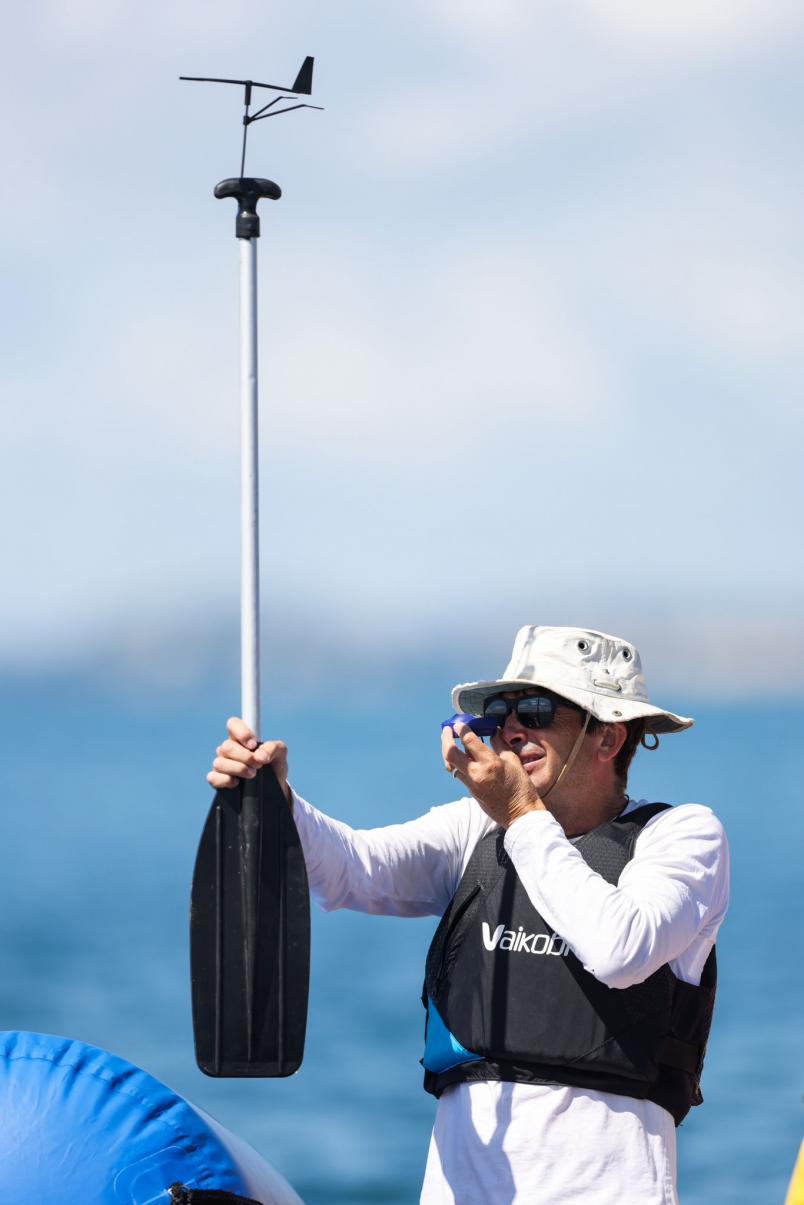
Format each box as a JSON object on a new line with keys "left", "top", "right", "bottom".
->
{"left": 2, "top": 1, "right": 803, "bottom": 693}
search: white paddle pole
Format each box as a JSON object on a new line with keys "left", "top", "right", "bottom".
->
{"left": 240, "top": 234, "right": 260, "bottom": 737}
{"left": 213, "top": 177, "right": 282, "bottom": 737}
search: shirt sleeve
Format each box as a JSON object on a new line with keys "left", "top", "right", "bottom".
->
{"left": 503, "top": 803, "right": 730, "bottom": 989}
{"left": 288, "top": 788, "right": 489, "bottom": 918}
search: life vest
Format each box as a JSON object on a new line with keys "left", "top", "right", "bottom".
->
{"left": 422, "top": 803, "right": 716, "bottom": 1126}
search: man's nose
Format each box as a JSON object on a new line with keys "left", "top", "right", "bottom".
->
{"left": 501, "top": 711, "right": 526, "bottom": 742}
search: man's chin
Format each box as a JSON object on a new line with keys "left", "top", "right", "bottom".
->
{"left": 522, "top": 760, "right": 551, "bottom": 789}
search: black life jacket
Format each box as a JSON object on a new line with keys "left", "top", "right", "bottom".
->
{"left": 422, "top": 803, "right": 716, "bottom": 1126}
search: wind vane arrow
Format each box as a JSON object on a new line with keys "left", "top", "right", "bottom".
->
{"left": 180, "top": 56, "right": 323, "bottom": 177}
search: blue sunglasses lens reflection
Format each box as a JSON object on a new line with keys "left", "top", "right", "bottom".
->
{"left": 483, "top": 696, "right": 557, "bottom": 729}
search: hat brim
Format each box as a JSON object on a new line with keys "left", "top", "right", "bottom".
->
{"left": 451, "top": 677, "right": 693, "bottom": 735}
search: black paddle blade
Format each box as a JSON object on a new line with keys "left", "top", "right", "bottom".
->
{"left": 191, "top": 766, "right": 310, "bottom": 1077}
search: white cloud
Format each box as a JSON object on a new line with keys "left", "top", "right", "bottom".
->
{"left": 262, "top": 243, "right": 618, "bottom": 453}
{"left": 362, "top": 27, "right": 624, "bottom": 175}
{"left": 581, "top": 0, "right": 804, "bottom": 56}
{"left": 430, "top": 0, "right": 804, "bottom": 59}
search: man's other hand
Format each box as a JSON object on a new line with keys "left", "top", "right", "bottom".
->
{"left": 442, "top": 720, "right": 544, "bottom": 828}
{"left": 207, "top": 716, "right": 290, "bottom": 803}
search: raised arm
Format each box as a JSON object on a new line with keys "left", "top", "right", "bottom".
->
{"left": 290, "top": 790, "right": 486, "bottom": 917}
{"left": 504, "top": 803, "right": 729, "bottom": 988}
{"left": 208, "top": 717, "right": 493, "bottom": 918}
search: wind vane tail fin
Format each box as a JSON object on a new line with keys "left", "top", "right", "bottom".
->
{"left": 291, "top": 56, "right": 314, "bottom": 95}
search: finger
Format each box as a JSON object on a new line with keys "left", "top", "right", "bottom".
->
{"left": 217, "top": 738, "right": 260, "bottom": 767}
{"left": 211, "top": 754, "right": 258, "bottom": 780}
{"left": 498, "top": 748, "right": 528, "bottom": 775}
{"left": 252, "top": 739, "right": 287, "bottom": 766}
{"left": 207, "top": 769, "right": 240, "bottom": 790}
{"left": 441, "top": 727, "right": 469, "bottom": 774}
{"left": 489, "top": 726, "right": 524, "bottom": 767}
{"left": 441, "top": 727, "right": 467, "bottom": 770}
{"left": 443, "top": 747, "right": 467, "bottom": 776}
{"left": 226, "top": 716, "right": 259, "bottom": 751}
{"left": 453, "top": 723, "right": 492, "bottom": 761}
{"left": 490, "top": 730, "right": 512, "bottom": 756}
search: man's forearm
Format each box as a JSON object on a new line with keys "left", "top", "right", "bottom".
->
{"left": 290, "top": 790, "right": 474, "bottom": 918}
{"left": 504, "top": 804, "right": 728, "bottom": 989}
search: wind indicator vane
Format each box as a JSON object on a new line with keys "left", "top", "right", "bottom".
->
{"left": 180, "top": 56, "right": 323, "bottom": 179}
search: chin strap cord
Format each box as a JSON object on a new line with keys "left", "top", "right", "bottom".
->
{"left": 540, "top": 711, "right": 591, "bottom": 800}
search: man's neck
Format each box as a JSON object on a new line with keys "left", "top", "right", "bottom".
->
{"left": 545, "top": 784, "right": 628, "bottom": 838}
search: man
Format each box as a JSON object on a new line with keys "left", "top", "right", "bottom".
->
{"left": 208, "top": 625, "right": 729, "bottom": 1204}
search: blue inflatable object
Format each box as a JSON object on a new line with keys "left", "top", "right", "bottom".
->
{"left": 0, "top": 1031, "right": 303, "bottom": 1203}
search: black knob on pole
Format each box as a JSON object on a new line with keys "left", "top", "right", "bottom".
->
{"left": 214, "top": 177, "right": 282, "bottom": 239}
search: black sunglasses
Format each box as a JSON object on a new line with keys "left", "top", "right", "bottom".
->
{"left": 482, "top": 692, "right": 584, "bottom": 730}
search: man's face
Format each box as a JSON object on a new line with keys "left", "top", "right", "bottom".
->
{"left": 496, "top": 688, "right": 589, "bottom": 797}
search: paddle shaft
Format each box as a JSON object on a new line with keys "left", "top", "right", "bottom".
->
{"left": 240, "top": 235, "right": 260, "bottom": 738}
{"left": 238, "top": 229, "right": 262, "bottom": 1059}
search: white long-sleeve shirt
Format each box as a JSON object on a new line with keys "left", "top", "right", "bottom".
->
{"left": 290, "top": 791, "right": 729, "bottom": 1204}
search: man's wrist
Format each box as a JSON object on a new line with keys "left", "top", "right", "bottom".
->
{"left": 506, "top": 792, "right": 546, "bottom": 828}
{"left": 506, "top": 801, "right": 553, "bottom": 834}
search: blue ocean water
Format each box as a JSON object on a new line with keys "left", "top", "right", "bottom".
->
{"left": 0, "top": 663, "right": 801, "bottom": 1203}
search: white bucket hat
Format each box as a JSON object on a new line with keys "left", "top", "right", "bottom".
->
{"left": 452, "top": 625, "right": 693, "bottom": 735}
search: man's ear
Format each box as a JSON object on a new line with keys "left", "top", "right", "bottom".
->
{"left": 597, "top": 722, "right": 628, "bottom": 764}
